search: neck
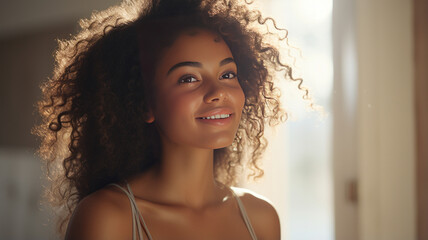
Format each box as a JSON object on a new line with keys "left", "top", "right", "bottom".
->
{"left": 129, "top": 137, "right": 225, "bottom": 209}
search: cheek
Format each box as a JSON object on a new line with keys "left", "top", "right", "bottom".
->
{"left": 154, "top": 90, "right": 200, "bottom": 128}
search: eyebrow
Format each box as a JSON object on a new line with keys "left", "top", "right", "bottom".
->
{"left": 219, "top": 57, "right": 235, "bottom": 66}
{"left": 167, "top": 57, "right": 235, "bottom": 76}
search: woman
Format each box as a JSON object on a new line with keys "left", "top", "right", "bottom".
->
{"left": 35, "top": 0, "right": 306, "bottom": 239}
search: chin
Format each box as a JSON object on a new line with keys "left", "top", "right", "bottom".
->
{"left": 203, "top": 138, "right": 235, "bottom": 150}
{"left": 212, "top": 143, "right": 232, "bottom": 150}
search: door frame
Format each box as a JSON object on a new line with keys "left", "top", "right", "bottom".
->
{"left": 415, "top": 0, "right": 428, "bottom": 239}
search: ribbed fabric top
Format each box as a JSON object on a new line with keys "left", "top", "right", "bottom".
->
{"left": 109, "top": 182, "right": 258, "bottom": 240}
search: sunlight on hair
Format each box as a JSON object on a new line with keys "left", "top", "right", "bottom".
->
{"left": 241, "top": 0, "right": 334, "bottom": 239}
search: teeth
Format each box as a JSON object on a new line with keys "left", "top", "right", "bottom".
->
{"left": 201, "top": 114, "right": 230, "bottom": 120}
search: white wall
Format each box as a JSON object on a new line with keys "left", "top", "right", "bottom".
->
{"left": 332, "top": 0, "right": 359, "bottom": 239}
{"left": 356, "top": 0, "right": 416, "bottom": 239}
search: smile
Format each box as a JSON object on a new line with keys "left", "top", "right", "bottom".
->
{"left": 196, "top": 113, "right": 233, "bottom": 126}
{"left": 199, "top": 114, "right": 231, "bottom": 120}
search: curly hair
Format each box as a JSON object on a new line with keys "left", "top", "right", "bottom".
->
{"left": 34, "top": 0, "right": 307, "bottom": 235}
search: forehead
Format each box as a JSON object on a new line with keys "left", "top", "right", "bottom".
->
{"left": 156, "top": 29, "right": 234, "bottom": 72}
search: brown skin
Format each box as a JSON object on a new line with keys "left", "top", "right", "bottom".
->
{"left": 65, "top": 30, "right": 280, "bottom": 240}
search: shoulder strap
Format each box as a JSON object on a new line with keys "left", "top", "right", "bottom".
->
{"left": 229, "top": 187, "right": 257, "bottom": 240}
{"left": 109, "top": 183, "right": 153, "bottom": 240}
{"left": 229, "top": 187, "right": 258, "bottom": 240}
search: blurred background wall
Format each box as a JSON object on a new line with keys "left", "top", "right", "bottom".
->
{"left": 0, "top": 0, "right": 425, "bottom": 239}
{"left": 0, "top": 1, "right": 122, "bottom": 239}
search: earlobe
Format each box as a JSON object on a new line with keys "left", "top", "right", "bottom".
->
{"left": 145, "top": 112, "right": 155, "bottom": 123}
{"left": 143, "top": 104, "right": 155, "bottom": 123}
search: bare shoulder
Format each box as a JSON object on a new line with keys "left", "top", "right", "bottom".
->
{"left": 65, "top": 185, "right": 131, "bottom": 240}
{"left": 231, "top": 187, "right": 281, "bottom": 240}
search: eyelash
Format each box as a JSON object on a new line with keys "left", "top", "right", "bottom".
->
{"left": 178, "top": 71, "right": 237, "bottom": 84}
{"left": 220, "top": 71, "right": 237, "bottom": 80}
{"left": 178, "top": 75, "right": 199, "bottom": 84}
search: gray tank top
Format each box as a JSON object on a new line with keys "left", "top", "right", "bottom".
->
{"left": 109, "top": 182, "right": 258, "bottom": 240}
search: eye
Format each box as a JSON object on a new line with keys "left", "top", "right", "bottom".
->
{"left": 220, "top": 71, "right": 237, "bottom": 80}
{"left": 178, "top": 75, "right": 199, "bottom": 84}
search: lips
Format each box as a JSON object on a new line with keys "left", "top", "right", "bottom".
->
{"left": 195, "top": 107, "right": 234, "bottom": 126}
{"left": 195, "top": 108, "right": 234, "bottom": 119}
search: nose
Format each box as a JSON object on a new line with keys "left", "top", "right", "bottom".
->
{"left": 203, "top": 80, "right": 227, "bottom": 103}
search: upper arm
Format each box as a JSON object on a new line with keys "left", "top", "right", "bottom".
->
{"left": 65, "top": 189, "right": 127, "bottom": 240}
{"left": 233, "top": 188, "right": 281, "bottom": 240}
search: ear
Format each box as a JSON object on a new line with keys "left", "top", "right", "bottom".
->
{"left": 144, "top": 109, "right": 155, "bottom": 124}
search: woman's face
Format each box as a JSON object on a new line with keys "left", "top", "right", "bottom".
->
{"left": 149, "top": 29, "right": 245, "bottom": 150}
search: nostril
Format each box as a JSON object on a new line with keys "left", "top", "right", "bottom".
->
{"left": 203, "top": 86, "right": 227, "bottom": 103}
